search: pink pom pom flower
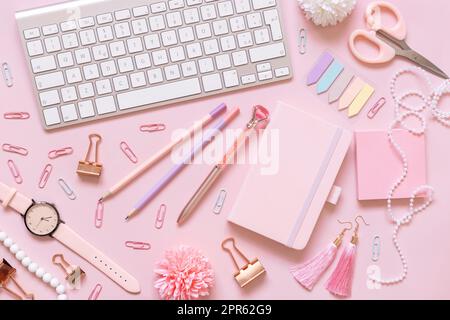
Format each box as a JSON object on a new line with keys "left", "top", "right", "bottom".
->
{"left": 154, "top": 245, "right": 214, "bottom": 300}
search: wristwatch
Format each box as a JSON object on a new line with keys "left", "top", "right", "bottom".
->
{"left": 0, "top": 182, "right": 140, "bottom": 294}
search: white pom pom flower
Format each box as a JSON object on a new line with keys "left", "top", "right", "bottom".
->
{"left": 298, "top": 0, "right": 357, "bottom": 27}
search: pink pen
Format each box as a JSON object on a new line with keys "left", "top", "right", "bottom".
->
{"left": 126, "top": 107, "right": 240, "bottom": 221}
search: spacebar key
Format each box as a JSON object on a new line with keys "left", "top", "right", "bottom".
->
{"left": 117, "top": 78, "right": 202, "bottom": 110}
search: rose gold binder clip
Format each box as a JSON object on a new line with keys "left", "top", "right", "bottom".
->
{"left": 367, "top": 97, "right": 386, "bottom": 119}
{"left": 125, "top": 241, "right": 151, "bottom": 250}
{"left": 94, "top": 200, "right": 104, "bottom": 229}
{"left": 77, "top": 134, "right": 103, "bottom": 177}
{"left": 88, "top": 283, "right": 102, "bottom": 300}
{"left": 49, "top": 147, "right": 73, "bottom": 160}
{"left": 155, "top": 204, "right": 166, "bottom": 229}
{"left": 140, "top": 123, "right": 166, "bottom": 133}
{"left": 0, "top": 259, "right": 34, "bottom": 300}
{"left": 2, "top": 143, "right": 28, "bottom": 156}
{"left": 7, "top": 160, "right": 23, "bottom": 184}
{"left": 52, "top": 254, "right": 86, "bottom": 289}
{"left": 120, "top": 141, "right": 138, "bottom": 163}
{"left": 3, "top": 112, "right": 30, "bottom": 120}
{"left": 221, "top": 238, "right": 266, "bottom": 288}
{"left": 38, "top": 164, "right": 53, "bottom": 189}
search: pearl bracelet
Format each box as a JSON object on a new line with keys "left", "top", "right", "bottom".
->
{"left": 0, "top": 229, "right": 68, "bottom": 300}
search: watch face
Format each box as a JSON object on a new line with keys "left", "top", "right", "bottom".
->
{"left": 24, "top": 203, "right": 60, "bottom": 236}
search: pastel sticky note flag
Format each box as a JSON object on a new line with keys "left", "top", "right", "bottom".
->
{"left": 348, "top": 83, "right": 374, "bottom": 117}
{"left": 338, "top": 77, "right": 365, "bottom": 110}
{"left": 316, "top": 60, "right": 344, "bottom": 94}
{"left": 328, "top": 69, "right": 354, "bottom": 103}
{"left": 306, "top": 51, "right": 334, "bottom": 85}
{"left": 355, "top": 129, "right": 426, "bottom": 200}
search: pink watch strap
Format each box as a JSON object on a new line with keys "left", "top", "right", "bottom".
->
{"left": 52, "top": 223, "right": 141, "bottom": 294}
{"left": 0, "top": 182, "right": 33, "bottom": 214}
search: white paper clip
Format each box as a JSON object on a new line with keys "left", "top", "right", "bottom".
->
{"left": 372, "top": 235, "right": 381, "bottom": 262}
{"left": 2, "top": 62, "right": 13, "bottom": 87}
{"left": 213, "top": 189, "right": 227, "bottom": 214}
{"left": 58, "top": 178, "right": 76, "bottom": 200}
{"left": 298, "top": 28, "right": 307, "bottom": 55}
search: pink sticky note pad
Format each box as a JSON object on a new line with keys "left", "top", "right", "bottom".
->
{"left": 355, "top": 130, "right": 427, "bottom": 200}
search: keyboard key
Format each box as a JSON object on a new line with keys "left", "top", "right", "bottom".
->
{"left": 117, "top": 78, "right": 201, "bottom": 110}
{"left": 147, "top": 68, "right": 164, "bottom": 84}
{"left": 275, "top": 67, "right": 290, "bottom": 77}
{"left": 232, "top": 50, "right": 248, "bottom": 66}
{"left": 167, "top": 12, "right": 183, "bottom": 28}
{"left": 196, "top": 23, "right": 212, "bottom": 39}
{"left": 66, "top": 67, "right": 83, "bottom": 84}
{"left": 110, "top": 41, "right": 127, "bottom": 57}
{"left": 78, "top": 100, "right": 95, "bottom": 118}
{"left": 27, "top": 40, "right": 44, "bottom": 57}
{"left": 118, "top": 57, "right": 134, "bottom": 72}
{"left": 213, "top": 20, "right": 229, "bottom": 36}
{"left": 62, "top": 33, "right": 79, "bottom": 49}
{"left": 200, "top": 5, "right": 217, "bottom": 20}
{"left": 181, "top": 61, "right": 198, "bottom": 77}
{"left": 164, "top": 65, "right": 181, "bottom": 80}
{"left": 61, "top": 20, "right": 77, "bottom": 32}
{"left": 78, "top": 17, "right": 95, "bottom": 28}
{"left": 133, "top": 6, "right": 149, "bottom": 17}
{"left": 24, "top": 28, "right": 40, "bottom": 40}
{"left": 183, "top": 8, "right": 200, "bottom": 24}
{"left": 42, "top": 24, "right": 58, "bottom": 36}
{"left": 61, "top": 104, "right": 78, "bottom": 122}
{"left": 187, "top": 0, "right": 202, "bottom": 5}
{"left": 92, "top": 45, "right": 109, "bottom": 61}
{"left": 149, "top": 15, "right": 166, "bottom": 31}
{"left": 169, "top": 0, "right": 185, "bottom": 10}
{"left": 241, "top": 74, "right": 256, "bottom": 84}
{"left": 78, "top": 83, "right": 95, "bottom": 98}
{"left": 223, "top": 70, "right": 239, "bottom": 88}
{"left": 132, "top": 19, "right": 149, "bottom": 35}
{"left": 179, "top": 27, "right": 195, "bottom": 43}
{"left": 203, "top": 39, "right": 219, "bottom": 55}
{"left": 44, "top": 37, "right": 62, "bottom": 53}
{"left": 113, "top": 75, "right": 130, "bottom": 91}
{"left": 97, "top": 13, "right": 113, "bottom": 25}
{"left": 151, "top": 2, "right": 167, "bottom": 13}
{"left": 237, "top": 32, "right": 253, "bottom": 48}
{"left": 95, "top": 96, "right": 117, "bottom": 115}
{"left": 234, "top": 0, "right": 251, "bottom": 13}
{"left": 80, "top": 29, "right": 97, "bottom": 45}
{"left": 199, "top": 58, "right": 214, "bottom": 73}
{"left": 249, "top": 42, "right": 286, "bottom": 63}
{"left": 263, "top": 9, "right": 283, "bottom": 41}
{"left": 186, "top": 43, "right": 202, "bottom": 58}
{"left": 95, "top": 79, "right": 113, "bottom": 95}
{"left": 252, "top": 0, "right": 276, "bottom": 10}
{"left": 61, "top": 86, "right": 78, "bottom": 102}
{"left": 144, "top": 34, "right": 161, "bottom": 50}
{"left": 83, "top": 64, "right": 100, "bottom": 80}
{"left": 257, "top": 63, "right": 271, "bottom": 72}
{"left": 152, "top": 50, "right": 169, "bottom": 66}
{"left": 246, "top": 13, "right": 262, "bottom": 28}
{"left": 31, "top": 56, "right": 57, "bottom": 74}
{"left": 169, "top": 46, "right": 186, "bottom": 62}
{"left": 35, "top": 71, "right": 65, "bottom": 90}
{"left": 162, "top": 30, "right": 178, "bottom": 46}
{"left": 254, "top": 28, "right": 270, "bottom": 44}
{"left": 215, "top": 54, "right": 231, "bottom": 70}
{"left": 126, "top": 38, "right": 144, "bottom": 53}
{"left": 202, "top": 73, "right": 223, "bottom": 92}
{"left": 75, "top": 48, "right": 92, "bottom": 64}
{"left": 115, "top": 9, "right": 131, "bottom": 21}
{"left": 130, "top": 72, "right": 147, "bottom": 88}
{"left": 57, "top": 52, "right": 74, "bottom": 68}
{"left": 39, "top": 90, "right": 60, "bottom": 107}
{"left": 43, "top": 107, "right": 61, "bottom": 126}
{"left": 97, "top": 26, "right": 114, "bottom": 42}
{"left": 135, "top": 53, "right": 151, "bottom": 69}
{"left": 114, "top": 22, "right": 131, "bottom": 38}
{"left": 230, "top": 16, "right": 246, "bottom": 32}
{"left": 258, "top": 70, "right": 273, "bottom": 81}
{"left": 218, "top": 1, "right": 234, "bottom": 17}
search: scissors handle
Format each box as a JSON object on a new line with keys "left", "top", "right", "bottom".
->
{"left": 349, "top": 29, "right": 396, "bottom": 64}
{"left": 365, "top": 1, "right": 407, "bottom": 40}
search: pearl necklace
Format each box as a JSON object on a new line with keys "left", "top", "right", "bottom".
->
{"left": 372, "top": 67, "right": 450, "bottom": 285}
{"left": 0, "top": 229, "right": 68, "bottom": 300}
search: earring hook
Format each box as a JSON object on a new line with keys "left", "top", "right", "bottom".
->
{"left": 337, "top": 219, "right": 353, "bottom": 231}
{"left": 355, "top": 215, "right": 369, "bottom": 229}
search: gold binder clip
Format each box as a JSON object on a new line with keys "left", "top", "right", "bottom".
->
{"left": 221, "top": 238, "right": 266, "bottom": 288}
{"left": 0, "top": 259, "right": 34, "bottom": 300}
{"left": 52, "top": 254, "right": 86, "bottom": 289}
{"left": 77, "top": 134, "right": 103, "bottom": 177}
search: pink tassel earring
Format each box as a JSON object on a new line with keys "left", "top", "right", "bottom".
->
{"left": 325, "top": 216, "right": 369, "bottom": 297}
{"left": 290, "top": 220, "right": 353, "bottom": 291}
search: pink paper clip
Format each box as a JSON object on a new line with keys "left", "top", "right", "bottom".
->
{"left": 7, "top": 160, "right": 23, "bottom": 184}
{"left": 140, "top": 123, "right": 166, "bottom": 133}
{"left": 367, "top": 97, "right": 386, "bottom": 119}
{"left": 125, "top": 241, "right": 151, "bottom": 250}
{"left": 95, "top": 200, "right": 104, "bottom": 229}
{"left": 2, "top": 143, "right": 28, "bottom": 156}
{"left": 88, "top": 284, "right": 102, "bottom": 300}
{"left": 48, "top": 147, "right": 74, "bottom": 159}
{"left": 120, "top": 141, "right": 138, "bottom": 163}
{"left": 155, "top": 204, "right": 166, "bottom": 229}
{"left": 3, "top": 112, "right": 30, "bottom": 120}
{"left": 38, "top": 164, "right": 53, "bottom": 189}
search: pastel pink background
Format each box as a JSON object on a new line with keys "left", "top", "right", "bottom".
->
{"left": 1, "top": 0, "right": 450, "bottom": 300}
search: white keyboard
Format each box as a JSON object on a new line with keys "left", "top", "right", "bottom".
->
{"left": 16, "top": 0, "right": 292, "bottom": 130}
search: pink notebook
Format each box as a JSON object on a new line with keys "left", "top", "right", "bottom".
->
{"left": 228, "top": 102, "right": 352, "bottom": 250}
{"left": 355, "top": 130, "right": 427, "bottom": 200}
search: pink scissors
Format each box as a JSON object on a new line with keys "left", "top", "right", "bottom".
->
{"left": 349, "top": 1, "right": 448, "bottom": 79}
